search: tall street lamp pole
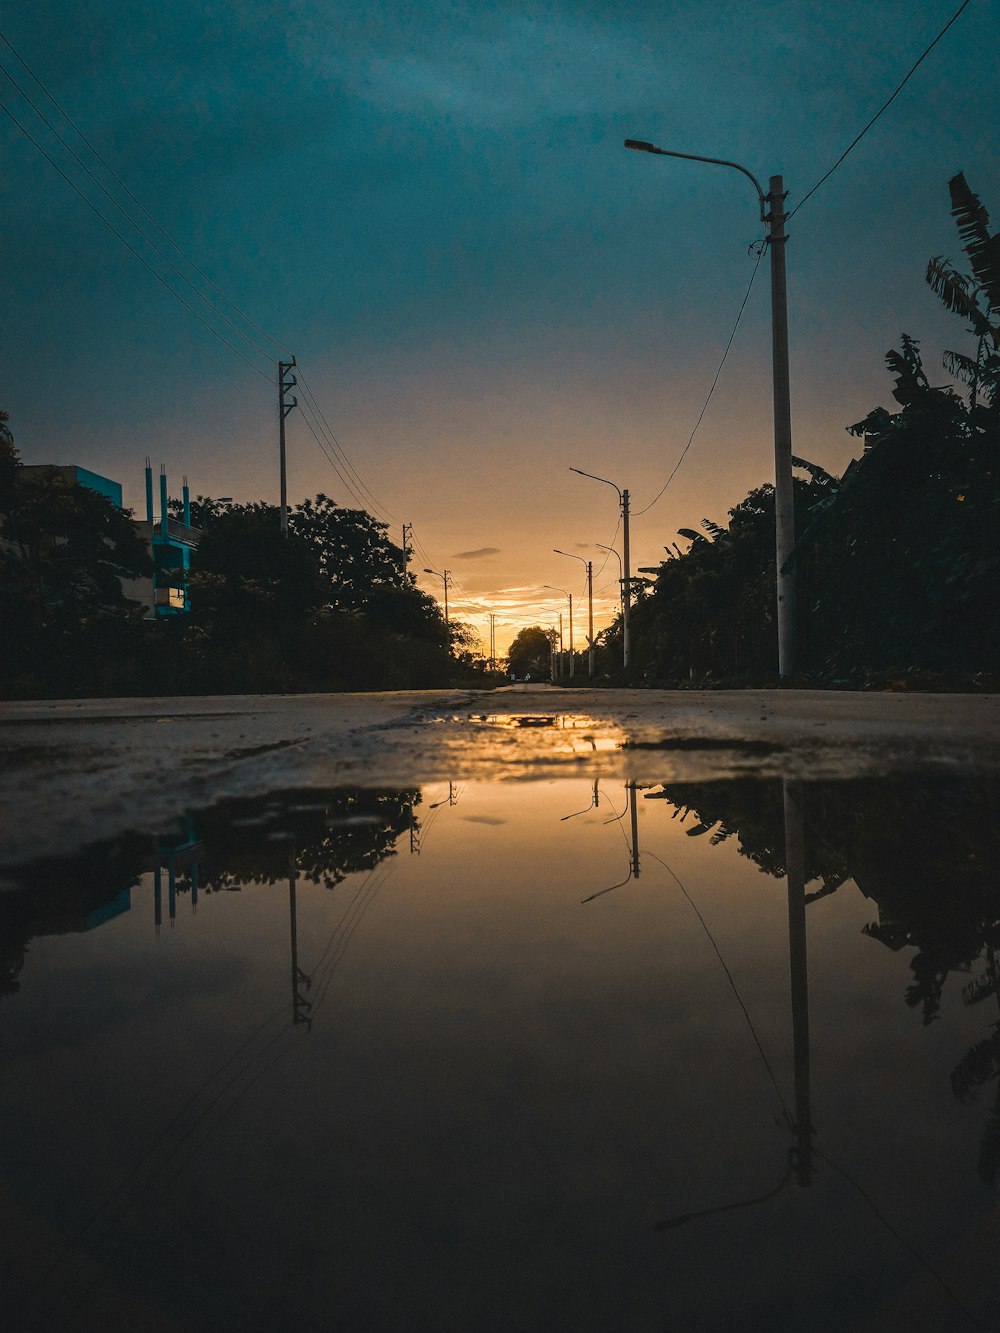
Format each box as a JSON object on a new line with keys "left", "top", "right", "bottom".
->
{"left": 571, "top": 468, "right": 630, "bottom": 671}
{"left": 624, "top": 138, "right": 795, "bottom": 679}
{"left": 544, "top": 585, "right": 574, "bottom": 678}
{"left": 423, "top": 567, "right": 450, "bottom": 623}
{"left": 554, "top": 549, "right": 594, "bottom": 677}
{"left": 595, "top": 542, "right": 627, "bottom": 662}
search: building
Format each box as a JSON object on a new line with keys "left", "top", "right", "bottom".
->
{"left": 136, "top": 460, "right": 202, "bottom": 616}
{"left": 21, "top": 460, "right": 202, "bottom": 617}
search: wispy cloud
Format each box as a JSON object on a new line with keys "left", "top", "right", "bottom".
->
{"left": 454, "top": 546, "right": 500, "bottom": 560}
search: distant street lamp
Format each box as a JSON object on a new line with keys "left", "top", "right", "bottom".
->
{"left": 571, "top": 469, "right": 630, "bottom": 671}
{"left": 554, "top": 549, "right": 594, "bottom": 677}
{"left": 423, "top": 567, "right": 450, "bottom": 623}
{"left": 595, "top": 543, "right": 628, "bottom": 653}
{"left": 624, "top": 137, "right": 796, "bottom": 678}
{"left": 544, "top": 584, "right": 574, "bottom": 678}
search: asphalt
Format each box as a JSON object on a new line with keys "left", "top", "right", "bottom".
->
{"left": 2, "top": 684, "right": 999, "bottom": 863}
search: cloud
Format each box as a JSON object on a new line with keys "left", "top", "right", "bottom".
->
{"left": 454, "top": 547, "right": 500, "bottom": 560}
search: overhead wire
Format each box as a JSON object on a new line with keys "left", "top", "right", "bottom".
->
{"left": 296, "top": 368, "right": 401, "bottom": 523}
{"left": 0, "top": 56, "right": 280, "bottom": 364}
{"left": 633, "top": 242, "right": 765, "bottom": 518}
{"left": 0, "top": 28, "right": 294, "bottom": 359}
{"left": 788, "top": 0, "right": 974, "bottom": 220}
{"left": 0, "top": 94, "right": 276, "bottom": 384}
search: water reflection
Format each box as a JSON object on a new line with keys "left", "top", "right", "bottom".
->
{"left": 3, "top": 777, "right": 1000, "bottom": 1330}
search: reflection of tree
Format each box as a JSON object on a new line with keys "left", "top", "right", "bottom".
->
{"left": 0, "top": 789, "right": 421, "bottom": 997}
{"left": 652, "top": 776, "right": 1000, "bottom": 1181}
{"left": 174, "top": 789, "right": 419, "bottom": 894}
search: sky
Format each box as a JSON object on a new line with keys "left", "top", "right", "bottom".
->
{"left": 2, "top": 0, "right": 998, "bottom": 654}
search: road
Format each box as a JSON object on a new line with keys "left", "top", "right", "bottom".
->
{"left": 2, "top": 684, "right": 999, "bottom": 863}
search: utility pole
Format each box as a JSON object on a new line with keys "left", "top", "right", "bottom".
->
{"left": 423, "top": 567, "right": 450, "bottom": 622}
{"left": 570, "top": 469, "right": 631, "bottom": 673}
{"left": 622, "top": 488, "right": 631, "bottom": 672}
{"left": 586, "top": 560, "right": 593, "bottom": 677}
{"left": 624, "top": 140, "right": 796, "bottom": 678}
{"left": 401, "top": 522, "right": 413, "bottom": 584}
{"left": 554, "top": 550, "right": 595, "bottom": 677}
{"left": 768, "top": 177, "right": 796, "bottom": 678}
{"left": 278, "top": 358, "right": 297, "bottom": 536}
{"left": 488, "top": 612, "right": 497, "bottom": 669}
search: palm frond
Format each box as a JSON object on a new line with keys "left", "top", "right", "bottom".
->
{"left": 700, "top": 518, "right": 727, "bottom": 540}
{"left": 949, "top": 172, "right": 1000, "bottom": 318}
{"left": 677, "top": 528, "right": 707, "bottom": 546}
{"left": 791, "top": 455, "right": 838, "bottom": 488}
{"left": 925, "top": 256, "right": 992, "bottom": 335}
{"left": 942, "top": 348, "right": 979, "bottom": 386}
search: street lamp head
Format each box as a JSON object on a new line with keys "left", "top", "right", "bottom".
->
{"left": 624, "top": 139, "right": 658, "bottom": 153}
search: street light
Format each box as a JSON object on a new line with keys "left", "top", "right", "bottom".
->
{"left": 624, "top": 137, "right": 796, "bottom": 679}
{"left": 423, "top": 567, "right": 450, "bottom": 623}
{"left": 596, "top": 541, "right": 625, "bottom": 622}
{"left": 543, "top": 584, "right": 573, "bottom": 678}
{"left": 570, "top": 468, "right": 631, "bottom": 671}
{"left": 554, "top": 549, "right": 594, "bottom": 677}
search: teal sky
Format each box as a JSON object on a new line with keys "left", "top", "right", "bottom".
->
{"left": 2, "top": 0, "right": 997, "bottom": 650}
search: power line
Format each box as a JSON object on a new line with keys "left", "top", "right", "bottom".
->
{"left": 788, "top": 0, "right": 974, "bottom": 220}
{"left": 634, "top": 243, "right": 765, "bottom": 518}
{"left": 0, "top": 28, "right": 293, "bottom": 359}
{"left": 297, "top": 400, "right": 378, "bottom": 511}
{"left": 0, "top": 57, "right": 280, "bottom": 365}
{"left": 0, "top": 95, "right": 276, "bottom": 384}
{"left": 296, "top": 369, "right": 401, "bottom": 524}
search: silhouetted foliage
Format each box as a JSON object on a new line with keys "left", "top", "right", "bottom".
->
{"left": 0, "top": 424, "right": 153, "bottom": 697}
{"left": 598, "top": 176, "right": 1000, "bottom": 689}
{"left": 507, "top": 625, "right": 553, "bottom": 678}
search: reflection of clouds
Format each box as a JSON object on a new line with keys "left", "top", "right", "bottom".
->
{"left": 461, "top": 815, "right": 507, "bottom": 826}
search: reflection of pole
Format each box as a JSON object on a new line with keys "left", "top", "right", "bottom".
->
{"left": 784, "top": 779, "right": 812, "bottom": 1185}
{"left": 288, "top": 851, "right": 312, "bottom": 1027}
{"left": 167, "top": 848, "right": 176, "bottom": 928}
{"left": 629, "top": 781, "right": 640, "bottom": 879}
{"left": 154, "top": 860, "right": 162, "bottom": 936}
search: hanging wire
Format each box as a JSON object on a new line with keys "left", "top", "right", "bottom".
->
{"left": 788, "top": 0, "right": 974, "bottom": 220}
{"left": 295, "top": 369, "right": 401, "bottom": 524}
{"left": 0, "top": 28, "right": 294, "bottom": 357}
{"left": 634, "top": 242, "right": 765, "bottom": 517}
{"left": 0, "top": 95, "right": 276, "bottom": 384}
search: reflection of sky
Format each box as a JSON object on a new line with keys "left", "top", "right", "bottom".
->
{"left": 3, "top": 778, "right": 998, "bottom": 1327}
{"left": 2, "top": 1, "right": 998, "bottom": 650}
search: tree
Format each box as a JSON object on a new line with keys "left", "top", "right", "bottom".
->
{"left": 290, "top": 494, "right": 407, "bottom": 612}
{"left": 926, "top": 172, "right": 1000, "bottom": 416}
{"left": 0, "top": 432, "right": 153, "bottom": 696}
{"left": 508, "top": 626, "right": 552, "bottom": 679}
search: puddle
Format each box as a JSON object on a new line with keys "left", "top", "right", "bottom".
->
{"left": 3, "top": 776, "right": 1000, "bottom": 1330}
{"left": 468, "top": 712, "right": 623, "bottom": 752}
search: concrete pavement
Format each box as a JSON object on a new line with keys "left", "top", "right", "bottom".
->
{"left": 2, "top": 685, "right": 999, "bottom": 863}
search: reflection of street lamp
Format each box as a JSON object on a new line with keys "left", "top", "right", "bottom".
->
{"left": 554, "top": 549, "right": 594, "bottom": 677}
{"left": 571, "top": 469, "right": 630, "bottom": 670}
{"left": 423, "top": 567, "right": 450, "bottom": 623}
{"left": 543, "top": 584, "right": 573, "bottom": 678}
{"left": 624, "top": 137, "right": 795, "bottom": 679}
